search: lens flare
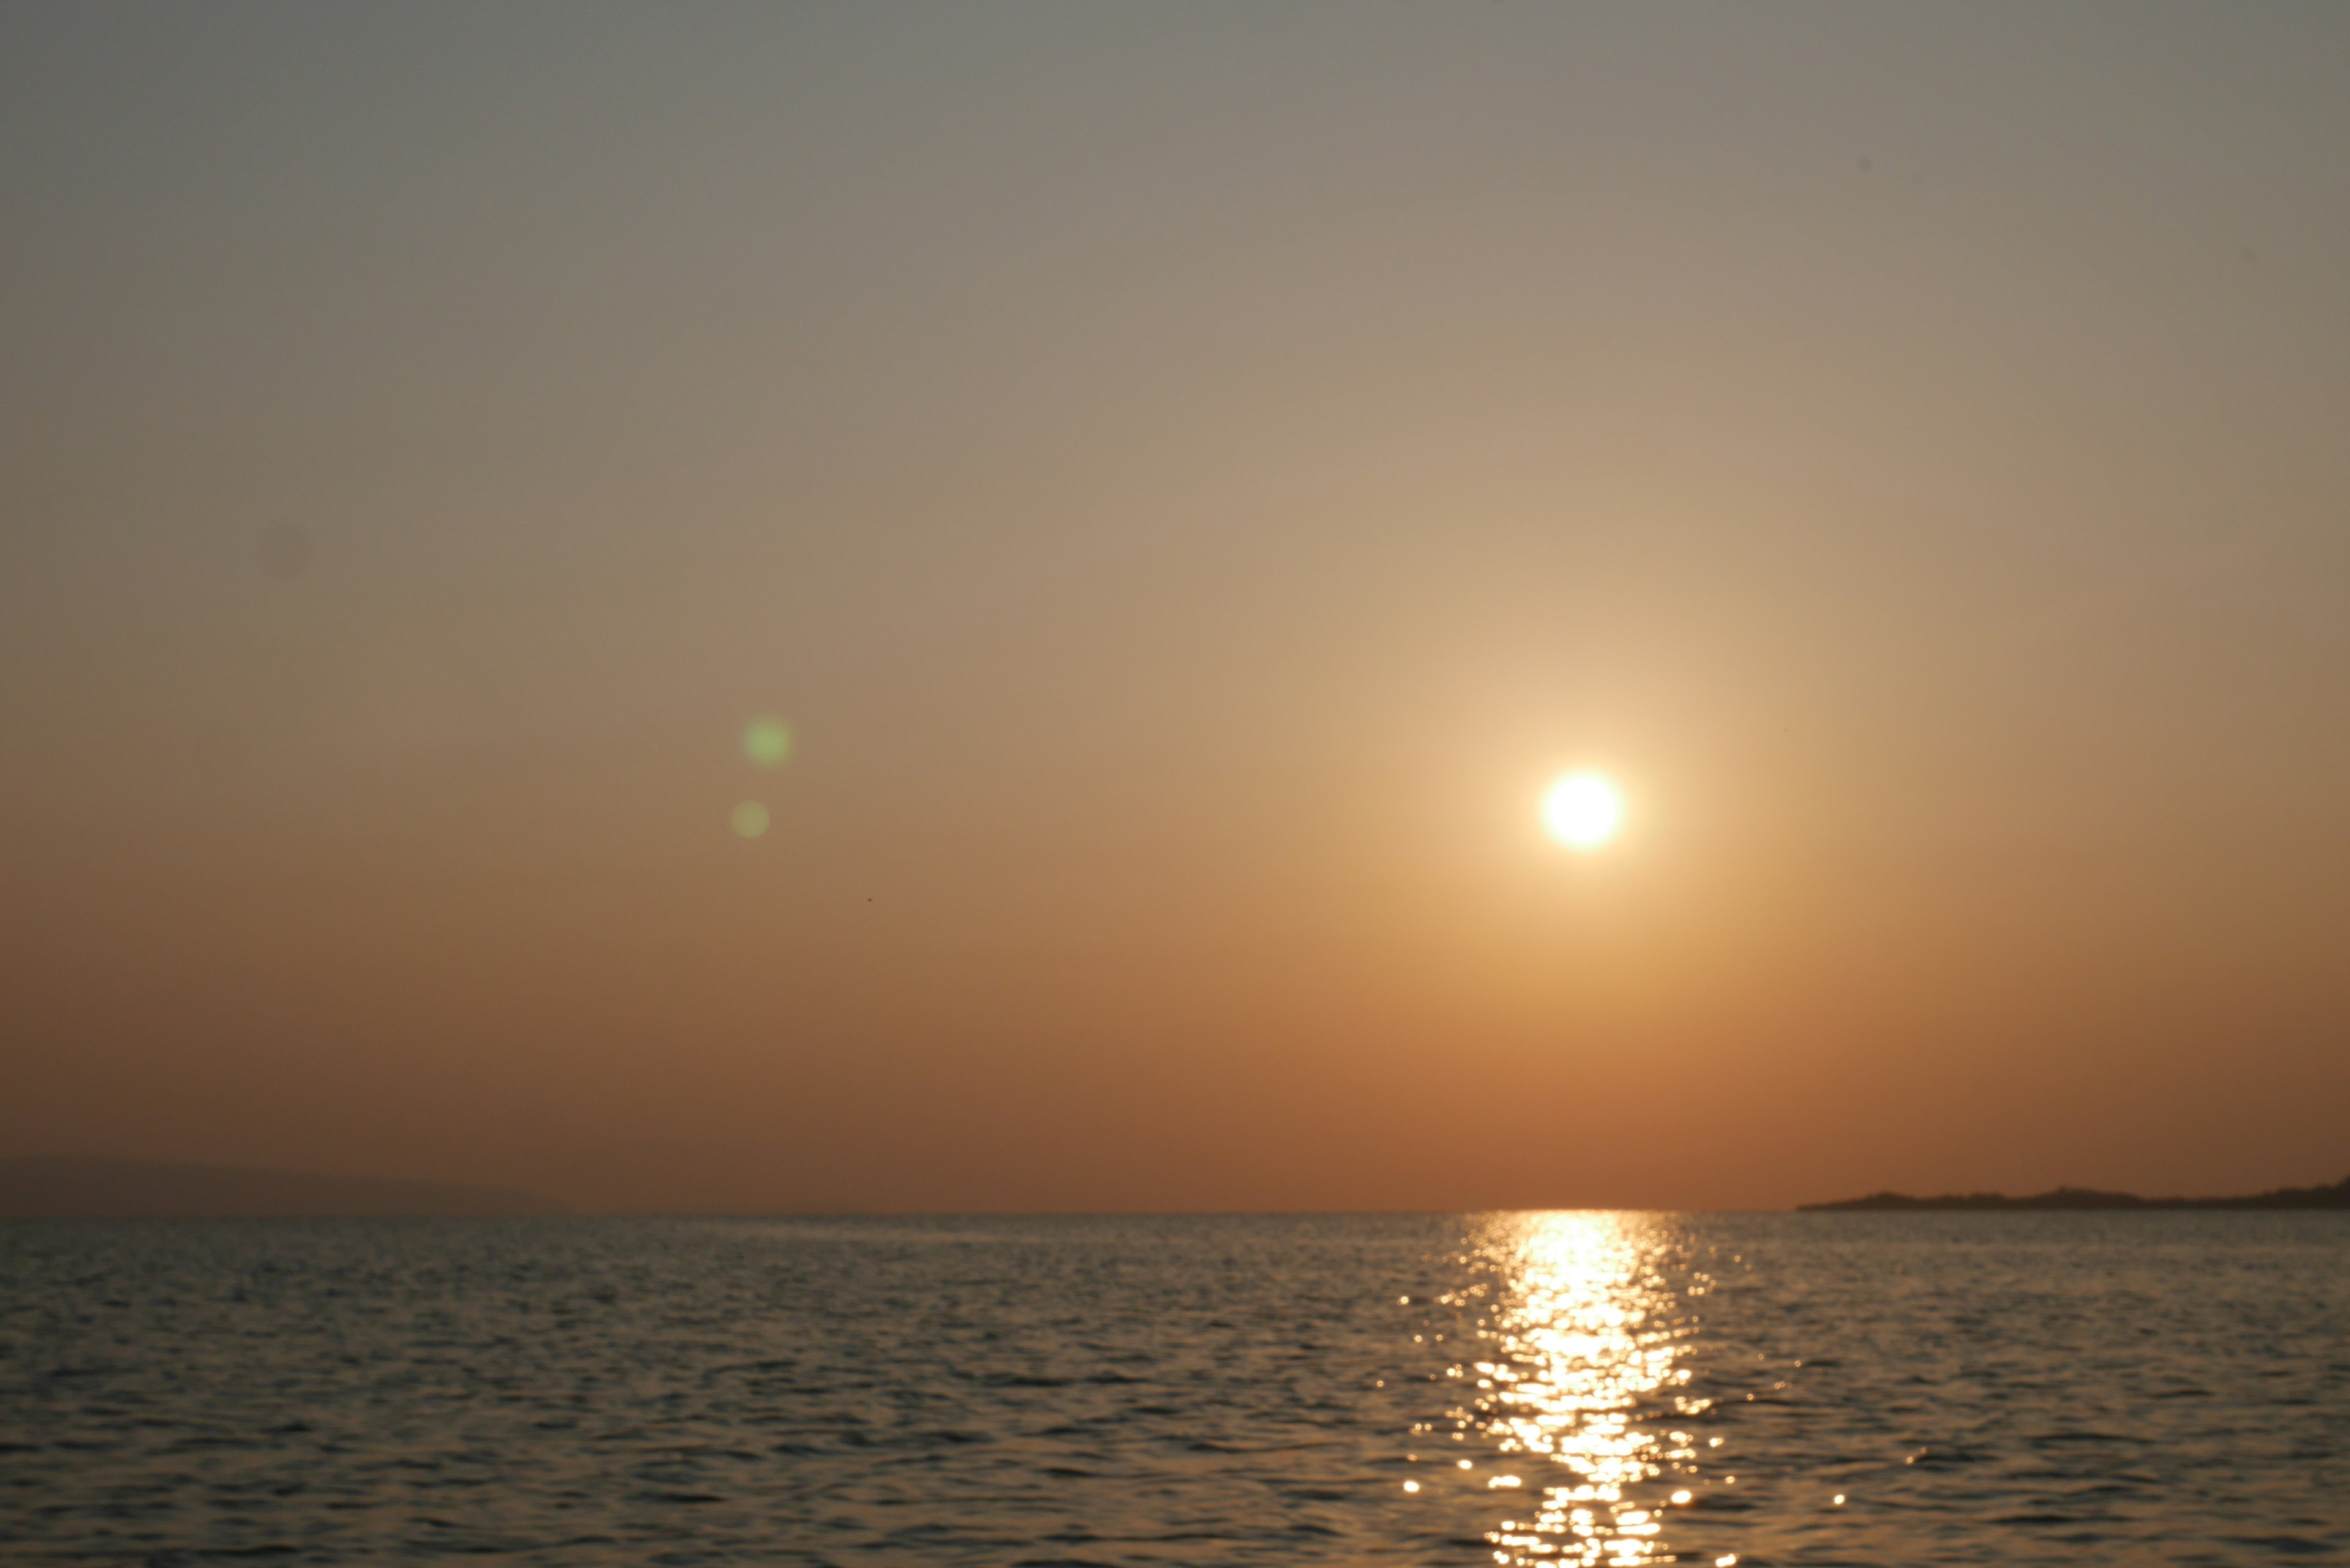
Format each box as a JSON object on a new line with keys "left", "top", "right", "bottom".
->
{"left": 731, "top": 801, "right": 770, "bottom": 838}
{"left": 1543, "top": 772, "right": 1623, "bottom": 850}
{"left": 742, "top": 717, "right": 791, "bottom": 767}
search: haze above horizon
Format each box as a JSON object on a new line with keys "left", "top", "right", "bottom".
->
{"left": 5, "top": 2, "right": 2348, "bottom": 1213}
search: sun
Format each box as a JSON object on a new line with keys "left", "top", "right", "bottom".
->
{"left": 1543, "top": 772, "right": 1623, "bottom": 851}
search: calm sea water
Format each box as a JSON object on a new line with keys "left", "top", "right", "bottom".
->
{"left": 2, "top": 1212, "right": 2344, "bottom": 1566}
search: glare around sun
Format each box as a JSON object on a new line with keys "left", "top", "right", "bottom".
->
{"left": 1543, "top": 772, "right": 1623, "bottom": 851}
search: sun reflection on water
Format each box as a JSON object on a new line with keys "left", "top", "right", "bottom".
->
{"left": 1442, "top": 1214, "right": 1712, "bottom": 1567}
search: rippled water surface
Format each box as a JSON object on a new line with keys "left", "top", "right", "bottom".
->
{"left": 3, "top": 1213, "right": 2346, "bottom": 1565}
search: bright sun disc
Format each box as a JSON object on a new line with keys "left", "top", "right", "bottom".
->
{"left": 1543, "top": 772, "right": 1622, "bottom": 850}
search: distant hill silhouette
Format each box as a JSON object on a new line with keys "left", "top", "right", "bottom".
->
{"left": 0, "top": 1157, "right": 568, "bottom": 1219}
{"left": 1800, "top": 1174, "right": 2350, "bottom": 1212}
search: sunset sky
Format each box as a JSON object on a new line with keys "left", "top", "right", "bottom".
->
{"left": 5, "top": 3, "right": 2348, "bottom": 1212}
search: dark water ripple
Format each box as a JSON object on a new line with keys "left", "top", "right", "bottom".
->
{"left": 1, "top": 1212, "right": 2344, "bottom": 1564}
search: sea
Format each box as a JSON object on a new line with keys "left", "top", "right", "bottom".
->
{"left": 2, "top": 1212, "right": 2344, "bottom": 1566}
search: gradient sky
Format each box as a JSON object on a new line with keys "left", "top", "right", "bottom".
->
{"left": 6, "top": 2, "right": 2348, "bottom": 1211}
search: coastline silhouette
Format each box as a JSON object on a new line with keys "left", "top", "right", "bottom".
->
{"left": 1800, "top": 1173, "right": 2350, "bottom": 1211}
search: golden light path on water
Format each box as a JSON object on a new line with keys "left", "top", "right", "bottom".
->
{"left": 1447, "top": 1214, "right": 1718, "bottom": 1568}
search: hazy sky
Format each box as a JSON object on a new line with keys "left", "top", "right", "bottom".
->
{"left": 6, "top": 3, "right": 2348, "bottom": 1211}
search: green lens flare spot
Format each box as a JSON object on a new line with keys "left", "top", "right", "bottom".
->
{"left": 731, "top": 800, "right": 770, "bottom": 839}
{"left": 742, "top": 717, "right": 791, "bottom": 767}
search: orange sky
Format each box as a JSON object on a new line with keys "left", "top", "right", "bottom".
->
{"left": 4, "top": 4, "right": 2347, "bottom": 1211}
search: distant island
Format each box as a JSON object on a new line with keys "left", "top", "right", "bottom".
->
{"left": 1801, "top": 1174, "right": 2350, "bottom": 1211}
{"left": 0, "top": 1156, "right": 568, "bottom": 1219}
